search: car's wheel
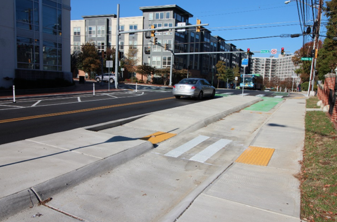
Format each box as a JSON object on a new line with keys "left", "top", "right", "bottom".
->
{"left": 211, "top": 90, "right": 215, "bottom": 98}
{"left": 198, "top": 91, "right": 203, "bottom": 100}
{"left": 96, "top": 77, "right": 100, "bottom": 82}
{"left": 109, "top": 78, "right": 114, "bottom": 84}
{"left": 175, "top": 95, "right": 181, "bottom": 99}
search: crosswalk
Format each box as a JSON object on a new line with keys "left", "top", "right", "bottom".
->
{"left": 164, "top": 135, "right": 232, "bottom": 163}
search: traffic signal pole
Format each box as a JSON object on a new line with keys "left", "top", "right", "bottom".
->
{"left": 114, "top": 4, "right": 120, "bottom": 89}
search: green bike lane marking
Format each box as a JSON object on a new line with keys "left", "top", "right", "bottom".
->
{"left": 245, "top": 97, "right": 283, "bottom": 112}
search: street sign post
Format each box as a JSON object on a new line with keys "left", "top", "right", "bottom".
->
{"left": 260, "top": 50, "right": 270, "bottom": 53}
{"left": 242, "top": 59, "right": 248, "bottom": 66}
{"left": 301, "top": 57, "right": 313, "bottom": 61}
{"left": 271, "top": 49, "right": 277, "bottom": 54}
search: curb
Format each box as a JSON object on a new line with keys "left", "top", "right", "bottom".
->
{"left": 0, "top": 141, "right": 153, "bottom": 220}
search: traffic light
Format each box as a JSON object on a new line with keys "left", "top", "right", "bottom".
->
{"left": 151, "top": 25, "right": 155, "bottom": 37}
{"left": 196, "top": 19, "right": 201, "bottom": 32}
{"left": 153, "top": 37, "right": 157, "bottom": 45}
{"left": 247, "top": 48, "right": 250, "bottom": 54}
{"left": 164, "top": 44, "right": 168, "bottom": 50}
{"left": 281, "top": 47, "right": 285, "bottom": 55}
{"left": 315, "top": 49, "right": 318, "bottom": 58}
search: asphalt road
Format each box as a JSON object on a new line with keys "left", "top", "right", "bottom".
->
{"left": 0, "top": 90, "right": 202, "bottom": 145}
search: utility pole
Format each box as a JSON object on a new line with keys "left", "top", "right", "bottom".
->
{"left": 307, "top": 0, "right": 323, "bottom": 97}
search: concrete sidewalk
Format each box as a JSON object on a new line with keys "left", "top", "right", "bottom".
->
{"left": 0, "top": 95, "right": 261, "bottom": 220}
{"left": 168, "top": 98, "right": 305, "bottom": 222}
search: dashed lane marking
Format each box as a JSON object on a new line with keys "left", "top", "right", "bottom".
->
{"left": 141, "top": 131, "right": 176, "bottom": 144}
{"left": 235, "top": 146, "right": 275, "bottom": 166}
{"left": 78, "top": 97, "right": 81, "bottom": 102}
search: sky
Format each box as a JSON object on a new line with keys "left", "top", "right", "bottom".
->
{"left": 70, "top": 0, "right": 328, "bottom": 58}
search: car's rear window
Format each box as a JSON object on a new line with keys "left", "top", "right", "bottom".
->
{"left": 179, "top": 79, "right": 197, "bottom": 85}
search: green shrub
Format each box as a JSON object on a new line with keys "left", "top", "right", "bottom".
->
{"left": 301, "top": 82, "right": 309, "bottom": 91}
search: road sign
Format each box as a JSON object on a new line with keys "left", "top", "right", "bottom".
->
{"left": 271, "top": 49, "right": 277, "bottom": 54}
{"left": 177, "top": 22, "right": 186, "bottom": 32}
{"left": 106, "top": 60, "right": 113, "bottom": 68}
{"left": 260, "top": 50, "right": 270, "bottom": 53}
{"left": 242, "top": 59, "right": 248, "bottom": 66}
{"left": 301, "top": 57, "right": 312, "bottom": 61}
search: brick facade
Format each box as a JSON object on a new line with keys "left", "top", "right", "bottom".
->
{"left": 317, "top": 73, "right": 337, "bottom": 127}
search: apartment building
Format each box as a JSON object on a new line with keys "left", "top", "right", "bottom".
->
{"left": 276, "top": 54, "right": 297, "bottom": 80}
{"left": 251, "top": 57, "right": 277, "bottom": 80}
{"left": 251, "top": 54, "right": 297, "bottom": 82}
{"left": 0, "top": 0, "right": 71, "bottom": 88}
{"left": 70, "top": 4, "right": 248, "bottom": 83}
{"left": 71, "top": 15, "right": 143, "bottom": 65}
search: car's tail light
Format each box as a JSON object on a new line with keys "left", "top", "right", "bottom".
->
{"left": 173, "top": 85, "right": 176, "bottom": 88}
{"left": 191, "top": 86, "right": 196, "bottom": 89}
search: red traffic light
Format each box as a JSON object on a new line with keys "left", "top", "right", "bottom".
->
{"left": 247, "top": 48, "right": 250, "bottom": 53}
{"left": 281, "top": 47, "right": 285, "bottom": 55}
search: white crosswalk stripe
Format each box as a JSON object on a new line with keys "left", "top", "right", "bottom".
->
{"left": 165, "top": 135, "right": 209, "bottom": 158}
{"left": 189, "top": 139, "right": 232, "bottom": 163}
{"left": 165, "top": 136, "right": 232, "bottom": 163}
{"left": 256, "top": 94, "right": 265, "bottom": 97}
{"left": 274, "top": 96, "right": 283, "bottom": 98}
{"left": 221, "top": 92, "right": 233, "bottom": 95}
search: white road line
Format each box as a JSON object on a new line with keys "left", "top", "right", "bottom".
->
{"left": 165, "top": 135, "right": 209, "bottom": 158}
{"left": 256, "top": 94, "right": 265, "bottom": 97}
{"left": 222, "top": 92, "right": 233, "bottom": 95}
{"left": 189, "top": 139, "right": 232, "bottom": 163}
{"left": 274, "top": 96, "right": 283, "bottom": 98}
{"left": 78, "top": 97, "right": 81, "bottom": 102}
{"left": 0, "top": 104, "right": 25, "bottom": 108}
{"left": 31, "top": 100, "right": 41, "bottom": 107}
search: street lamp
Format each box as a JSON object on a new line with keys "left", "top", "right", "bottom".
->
{"left": 285, "top": 0, "right": 318, "bottom": 8}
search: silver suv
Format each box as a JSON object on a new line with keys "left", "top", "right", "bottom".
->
{"left": 95, "top": 73, "right": 116, "bottom": 83}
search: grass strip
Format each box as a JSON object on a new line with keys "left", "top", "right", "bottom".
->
{"left": 307, "top": 97, "right": 320, "bottom": 108}
{"left": 300, "top": 110, "right": 337, "bottom": 221}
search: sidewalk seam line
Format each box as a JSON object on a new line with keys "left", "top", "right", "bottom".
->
{"left": 202, "top": 193, "right": 301, "bottom": 220}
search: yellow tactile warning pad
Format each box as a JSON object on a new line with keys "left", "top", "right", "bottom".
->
{"left": 141, "top": 131, "right": 176, "bottom": 144}
{"left": 235, "top": 146, "right": 275, "bottom": 166}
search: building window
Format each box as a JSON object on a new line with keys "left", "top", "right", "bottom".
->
{"left": 166, "top": 12, "right": 170, "bottom": 19}
{"left": 129, "top": 25, "right": 137, "bottom": 30}
{"left": 43, "top": 41, "right": 62, "bottom": 71}
{"left": 155, "top": 12, "right": 164, "bottom": 20}
{"left": 17, "top": 37, "right": 40, "bottom": 69}
{"left": 42, "top": 3, "right": 62, "bottom": 35}
{"left": 129, "top": 40, "right": 137, "bottom": 49}
{"left": 74, "top": 42, "right": 81, "bottom": 52}
{"left": 162, "top": 56, "right": 171, "bottom": 67}
{"left": 16, "top": 0, "right": 40, "bottom": 31}
{"left": 97, "top": 26, "right": 105, "bottom": 37}
{"left": 152, "top": 56, "right": 161, "bottom": 68}
{"left": 73, "top": 27, "right": 80, "bottom": 36}
{"left": 169, "top": 23, "right": 173, "bottom": 27}
{"left": 88, "top": 26, "right": 96, "bottom": 37}
{"left": 149, "top": 13, "right": 153, "bottom": 20}
{"left": 119, "top": 25, "right": 124, "bottom": 31}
